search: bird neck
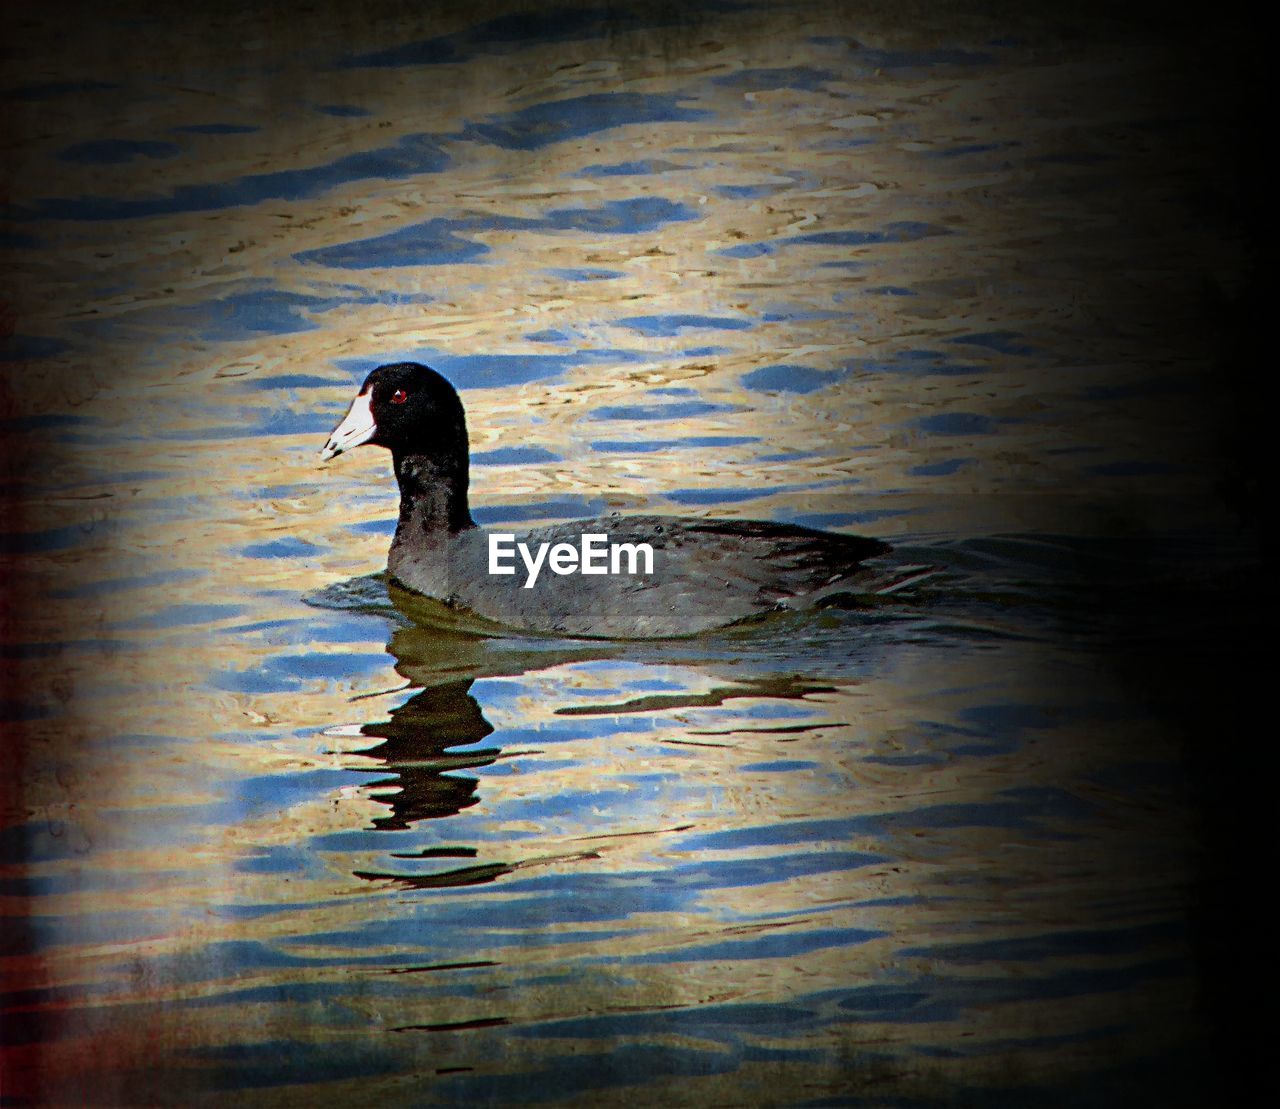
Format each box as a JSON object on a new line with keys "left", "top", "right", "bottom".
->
{"left": 392, "top": 450, "right": 475, "bottom": 535}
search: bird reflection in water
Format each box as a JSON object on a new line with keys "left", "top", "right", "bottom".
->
{"left": 335, "top": 585, "right": 616, "bottom": 887}
{"left": 325, "top": 577, "right": 854, "bottom": 889}
{"left": 352, "top": 678, "right": 495, "bottom": 832}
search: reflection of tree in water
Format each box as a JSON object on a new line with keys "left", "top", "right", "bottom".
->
{"left": 353, "top": 679, "right": 497, "bottom": 831}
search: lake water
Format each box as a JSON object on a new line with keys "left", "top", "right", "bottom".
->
{"left": 1, "top": 2, "right": 1258, "bottom": 1105}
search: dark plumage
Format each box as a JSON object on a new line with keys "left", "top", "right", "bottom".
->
{"left": 320, "top": 362, "right": 895, "bottom": 638}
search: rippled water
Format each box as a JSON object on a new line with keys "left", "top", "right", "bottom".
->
{"left": 1, "top": 2, "right": 1258, "bottom": 1105}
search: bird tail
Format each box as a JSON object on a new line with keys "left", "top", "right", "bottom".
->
{"left": 866, "top": 564, "right": 938, "bottom": 595}
{"left": 805, "top": 562, "right": 939, "bottom": 610}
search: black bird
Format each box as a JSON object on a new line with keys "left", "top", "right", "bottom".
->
{"left": 320, "top": 362, "right": 900, "bottom": 638}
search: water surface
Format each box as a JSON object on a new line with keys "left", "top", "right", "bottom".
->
{"left": 1, "top": 2, "right": 1254, "bottom": 1104}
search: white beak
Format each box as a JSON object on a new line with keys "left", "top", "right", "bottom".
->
{"left": 320, "top": 392, "right": 376, "bottom": 461}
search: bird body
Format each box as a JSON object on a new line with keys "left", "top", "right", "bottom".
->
{"left": 386, "top": 514, "right": 887, "bottom": 638}
{"left": 321, "top": 362, "right": 894, "bottom": 639}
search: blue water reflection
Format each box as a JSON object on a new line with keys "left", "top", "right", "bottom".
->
{"left": 2, "top": 2, "right": 1236, "bottom": 1104}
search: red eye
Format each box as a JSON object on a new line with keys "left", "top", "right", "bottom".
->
{"left": 390, "top": 389, "right": 408, "bottom": 405}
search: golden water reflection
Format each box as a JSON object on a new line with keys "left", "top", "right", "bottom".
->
{"left": 2, "top": 1, "right": 1240, "bottom": 1103}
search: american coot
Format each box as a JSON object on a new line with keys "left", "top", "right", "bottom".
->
{"left": 320, "top": 362, "right": 897, "bottom": 638}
